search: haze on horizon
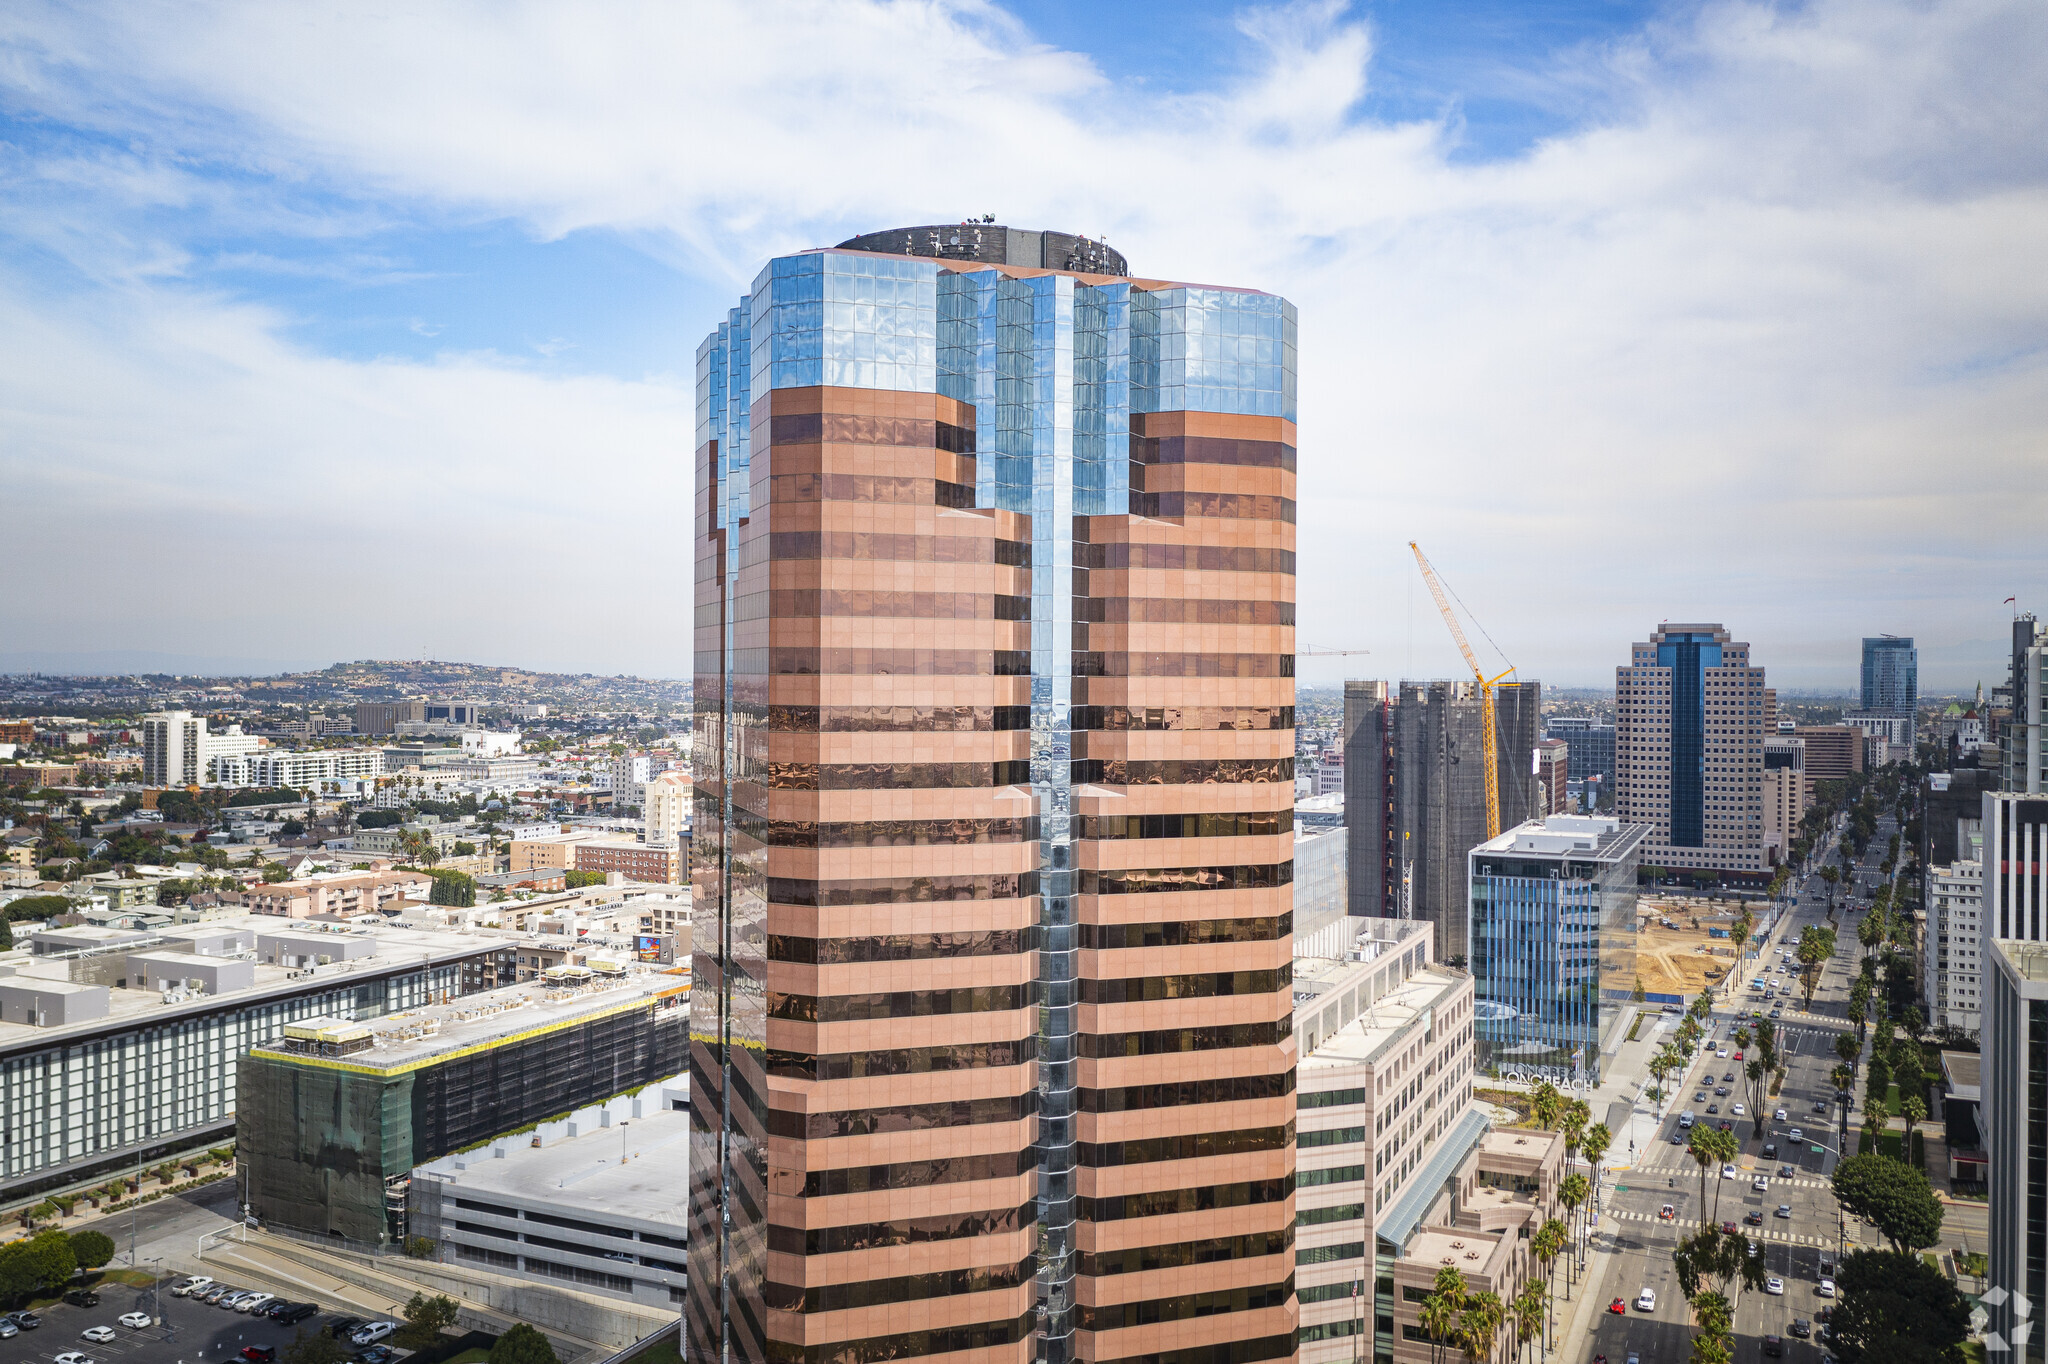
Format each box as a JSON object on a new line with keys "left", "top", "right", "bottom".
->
{"left": 1, "top": 0, "right": 2042, "bottom": 692}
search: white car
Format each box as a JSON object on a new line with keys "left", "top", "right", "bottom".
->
{"left": 54, "top": 1353, "right": 94, "bottom": 1364}
{"left": 351, "top": 1322, "right": 398, "bottom": 1347}
{"left": 1636, "top": 1288, "right": 1657, "bottom": 1312}
{"left": 1733, "top": 1104, "right": 1747, "bottom": 1116}
{"left": 171, "top": 1277, "right": 214, "bottom": 1298}
{"left": 237, "top": 1293, "right": 275, "bottom": 1314}
{"left": 81, "top": 1328, "right": 116, "bottom": 1344}
{"left": 1818, "top": 1278, "right": 1837, "bottom": 1297}
{"left": 1718, "top": 1049, "right": 1730, "bottom": 1058}
{"left": 1789, "top": 1128, "right": 1804, "bottom": 1143}
{"left": 1774, "top": 1107, "right": 1788, "bottom": 1121}
{"left": 118, "top": 1314, "right": 152, "bottom": 1329}
{"left": 1766, "top": 1277, "right": 1785, "bottom": 1296}
{"left": 1752, "top": 1176, "right": 1769, "bottom": 1191}
{"left": 1722, "top": 1163, "right": 1739, "bottom": 1179}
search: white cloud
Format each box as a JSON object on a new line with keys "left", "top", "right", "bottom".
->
{"left": 1, "top": 0, "right": 2044, "bottom": 685}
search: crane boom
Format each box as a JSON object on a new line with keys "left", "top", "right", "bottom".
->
{"left": 1409, "top": 542, "right": 1513, "bottom": 839}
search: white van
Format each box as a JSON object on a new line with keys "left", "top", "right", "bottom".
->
{"left": 1678, "top": 1112, "right": 1696, "bottom": 1130}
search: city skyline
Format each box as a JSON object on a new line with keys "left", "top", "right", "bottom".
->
{"left": 1, "top": 1, "right": 2043, "bottom": 685}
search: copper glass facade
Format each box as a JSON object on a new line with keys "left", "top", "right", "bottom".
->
{"left": 689, "top": 241, "right": 1298, "bottom": 1364}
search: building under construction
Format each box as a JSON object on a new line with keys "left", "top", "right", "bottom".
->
{"left": 239, "top": 964, "right": 688, "bottom": 1245}
{"left": 1345, "top": 678, "right": 1542, "bottom": 963}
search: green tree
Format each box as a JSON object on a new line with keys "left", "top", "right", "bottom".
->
{"left": 395, "top": 1293, "right": 461, "bottom": 1349}
{"left": 1835, "top": 1031, "right": 1862, "bottom": 1068}
{"left": 66, "top": 1229, "right": 115, "bottom": 1272}
{"left": 1511, "top": 1280, "right": 1545, "bottom": 1364}
{"left": 1687, "top": 1125, "right": 1738, "bottom": 1229}
{"left": 563, "top": 869, "right": 607, "bottom": 889}
{"left": 1420, "top": 1265, "right": 1468, "bottom": 1364}
{"left": 27, "top": 1228, "right": 74, "bottom": 1291}
{"left": 1581, "top": 1123, "right": 1612, "bottom": 1210}
{"left": 1459, "top": 1289, "right": 1505, "bottom": 1364}
{"left": 1531, "top": 1220, "right": 1567, "bottom": 1345}
{"left": 1830, "top": 1248, "right": 1968, "bottom": 1364}
{"left": 489, "top": 1324, "right": 559, "bottom": 1364}
{"left": 426, "top": 869, "right": 477, "bottom": 907}
{"left": 1530, "top": 1080, "right": 1563, "bottom": 1132}
{"left": 1831, "top": 1154, "right": 1944, "bottom": 1253}
{"left": 0, "top": 1241, "right": 38, "bottom": 1306}
{"left": 283, "top": 1327, "right": 349, "bottom": 1364}
{"left": 1689, "top": 1290, "right": 1735, "bottom": 1364}
{"left": 1560, "top": 1173, "right": 1589, "bottom": 1260}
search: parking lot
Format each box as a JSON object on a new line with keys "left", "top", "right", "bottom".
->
{"left": 7, "top": 1277, "right": 384, "bottom": 1364}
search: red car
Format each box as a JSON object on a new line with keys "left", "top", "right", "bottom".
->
{"left": 1721, "top": 1221, "right": 1738, "bottom": 1234}
{"left": 1734, "top": 1051, "right": 1745, "bottom": 1061}
{"left": 242, "top": 1350, "right": 277, "bottom": 1364}
{"left": 1608, "top": 1299, "right": 1628, "bottom": 1315}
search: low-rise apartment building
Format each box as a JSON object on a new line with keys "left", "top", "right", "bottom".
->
{"left": 241, "top": 868, "right": 435, "bottom": 918}
{"left": 1294, "top": 919, "right": 1566, "bottom": 1364}
{"left": 572, "top": 840, "right": 681, "bottom": 885}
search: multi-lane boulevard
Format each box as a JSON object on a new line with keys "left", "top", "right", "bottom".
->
{"left": 1560, "top": 805, "right": 1966, "bottom": 1364}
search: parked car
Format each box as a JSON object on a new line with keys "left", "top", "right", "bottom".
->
{"left": 350, "top": 1322, "right": 398, "bottom": 1347}
{"left": 172, "top": 1278, "right": 214, "bottom": 1298}
{"left": 241, "top": 1348, "right": 277, "bottom": 1364}
{"left": 6, "top": 1312, "right": 40, "bottom": 1330}
{"left": 274, "top": 1303, "right": 319, "bottom": 1325}
{"left": 217, "top": 1292, "right": 255, "bottom": 1310}
{"left": 329, "top": 1318, "right": 365, "bottom": 1340}
{"left": 81, "top": 1328, "right": 117, "bottom": 1344}
{"left": 201, "top": 1286, "right": 235, "bottom": 1305}
{"left": 53, "top": 1352, "right": 94, "bottom": 1364}
{"left": 118, "top": 1314, "right": 153, "bottom": 1329}
{"left": 237, "top": 1293, "right": 276, "bottom": 1315}
{"left": 356, "top": 1347, "right": 397, "bottom": 1364}
{"left": 63, "top": 1292, "right": 100, "bottom": 1309}
{"left": 0, "top": 1323, "right": 16, "bottom": 1341}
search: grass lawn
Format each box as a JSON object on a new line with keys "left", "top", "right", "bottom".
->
{"left": 439, "top": 1350, "right": 491, "bottom": 1364}
{"left": 1960, "top": 1341, "right": 1987, "bottom": 1364}
{"left": 615, "top": 1335, "right": 682, "bottom": 1364}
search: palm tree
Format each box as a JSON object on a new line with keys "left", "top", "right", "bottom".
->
{"left": 1420, "top": 1266, "right": 1468, "bottom": 1364}
{"left": 1511, "top": 1281, "right": 1545, "bottom": 1364}
{"left": 1531, "top": 1080, "right": 1563, "bottom": 1132}
{"left": 1689, "top": 1290, "right": 1734, "bottom": 1364}
{"left": 1532, "top": 1219, "right": 1567, "bottom": 1338}
{"left": 1820, "top": 864, "right": 1839, "bottom": 911}
{"left": 1902, "top": 1093, "right": 1928, "bottom": 1150}
{"left": 1459, "top": 1290, "right": 1506, "bottom": 1364}
{"left": 1559, "top": 1173, "right": 1589, "bottom": 1268}
{"left": 1581, "top": 1123, "right": 1612, "bottom": 1212}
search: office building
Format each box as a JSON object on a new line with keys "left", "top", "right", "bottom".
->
{"left": 1984, "top": 792, "right": 2048, "bottom": 943}
{"left": 409, "top": 1074, "right": 689, "bottom": 1307}
{"left": 0, "top": 917, "right": 506, "bottom": 1205}
{"left": 1615, "top": 625, "right": 1768, "bottom": 878}
{"left": 1542, "top": 716, "right": 1616, "bottom": 802}
{"left": 1859, "top": 635, "right": 1918, "bottom": 718}
{"left": 644, "top": 770, "right": 691, "bottom": 850}
{"left": 1344, "top": 680, "right": 1395, "bottom": 919}
{"left": 688, "top": 228, "right": 1297, "bottom": 1364}
{"left": 2003, "top": 615, "right": 2047, "bottom": 793}
{"left": 354, "top": 701, "right": 428, "bottom": 736}
{"left": 1792, "top": 725, "right": 1864, "bottom": 795}
{"left": 1983, "top": 937, "right": 2048, "bottom": 1364}
{"left": 1467, "top": 814, "right": 1645, "bottom": 1085}
{"left": 1761, "top": 737, "right": 1806, "bottom": 866}
{"left": 241, "top": 965, "right": 687, "bottom": 1243}
{"left": 214, "top": 748, "right": 384, "bottom": 789}
{"left": 1534, "top": 739, "right": 1569, "bottom": 814}
{"left": 1295, "top": 825, "right": 1349, "bottom": 936}
{"left": 140, "top": 710, "right": 262, "bottom": 786}
{"left": 1292, "top": 917, "right": 1565, "bottom": 1364}
{"left": 1926, "top": 861, "right": 1984, "bottom": 1036}
{"left": 1344, "top": 679, "right": 1542, "bottom": 953}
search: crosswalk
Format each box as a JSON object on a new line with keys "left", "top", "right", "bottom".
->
{"left": 1601, "top": 1206, "right": 1842, "bottom": 1248}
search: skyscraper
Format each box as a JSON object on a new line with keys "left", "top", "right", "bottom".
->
{"left": 1984, "top": 936, "right": 2048, "bottom": 1364}
{"left": 1343, "top": 679, "right": 1541, "bottom": 958}
{"left": 688, "top": 227, "right": 1299, "bottom": 1364}
{"left": 1858, "top": 635, "right": 1918, "bottom": 718}
{"left": 1614, "top": 624, "right": 1768, "bottom": 878}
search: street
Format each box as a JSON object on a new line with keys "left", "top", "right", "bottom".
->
{"left": 1565, "top": 804, "right": 1943, "bottom": 1363}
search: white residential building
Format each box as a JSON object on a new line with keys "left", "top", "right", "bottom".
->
{"left": 214, "top": 749, "right": 385, "bottom": 789}
{"left": 459, "top": 731, "right": 523, "bottom": 757}
{"left": 141, "top": 711, "right": 263, "bottom": 786}
{"left": 643, "top": 770, "right": 690, "bottom": 851}
{"left": 1926, "top": 859, "right": 1984, "bottom": 1036}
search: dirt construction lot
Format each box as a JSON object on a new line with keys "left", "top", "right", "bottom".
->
{"left": 1636, "top": 896, "right": 1746, "bottom": 997}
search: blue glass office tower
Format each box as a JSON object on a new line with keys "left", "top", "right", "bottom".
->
{"left": 688, "top": 228, "right": 1300, "bottom": 1364}
{"left": 1860, "top": 636, "right": 1919, "bottom": 718}
{"left": 1468, "top": 815, "right": 1646, "bottom": 1086}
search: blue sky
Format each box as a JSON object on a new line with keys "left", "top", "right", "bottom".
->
{"left": 1, "top": 0, "right": 2043, "bottom": 686}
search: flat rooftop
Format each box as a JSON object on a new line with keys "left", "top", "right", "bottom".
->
{"left": 1303, "top": 965, "right": 1467, "bottom": 1072}
{"left": 249, "top": 964, "right": 687, "bottom": 1075}
{"left": 1474, "top": 814, "right": 1650, "bottom": 861}
{"left": 1995, "top": 938, "right": 2048, "bottom": 986}
{"left": 417, "top": 1082, "right": 688, "bottom": 1231}
{"left": 0, "top": 915, "right": 501, "bottom": 1052}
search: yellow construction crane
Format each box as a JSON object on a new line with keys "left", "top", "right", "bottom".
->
{"left": 1409, "top": 541, "right": 1516, "bottom": 839}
